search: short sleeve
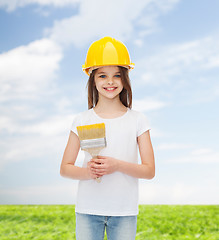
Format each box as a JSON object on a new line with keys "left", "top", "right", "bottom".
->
{"left": 70, "top": 114, "right": 80, "bottom": 136}
{"left": 137, "top": 112, "right": 151, "bottom": 137}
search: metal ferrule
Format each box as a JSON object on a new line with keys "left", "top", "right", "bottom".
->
{"left": 80, "top": 137, "right": 106, "bottom": 150}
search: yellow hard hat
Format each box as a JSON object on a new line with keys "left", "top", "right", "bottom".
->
{"left": 82, "top": 36, "right": 135, "bottom": 75}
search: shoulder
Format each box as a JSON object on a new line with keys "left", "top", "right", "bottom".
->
{"left": 128, "top": 109, "right": 149, "bottom": 121}
{"left": 71, "top": 109, "right": 93, "bottom": 134}
{"left": 128, "top": 109, "right": 151, "bottom": 135}
{"left": 72, "top": 109, "right": 92, "bottom": 125}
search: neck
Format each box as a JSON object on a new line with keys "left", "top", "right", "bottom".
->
{"left": 94, "top": 95, "right": 126, "bottom": 113}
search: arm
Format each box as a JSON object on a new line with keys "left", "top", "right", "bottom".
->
{"left": 60, "top": 131, "right": 100, "bottom": 180}
{"left": 90, "top": 130, "right": 155, "bottom": 179}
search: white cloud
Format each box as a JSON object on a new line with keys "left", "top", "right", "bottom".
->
{"left": 0, "top": 182, "right": 79, "bottom": 204}
{"left": 134, "top": 35, "right": 219, "bottom": 105}
{"left": 0, "top": 134, "right": 64, "bottom": 169}
{"left": 0, "top": 0, "right": 79, "bottom": 12}
{"left": 0, "top": 113, "right": 73, "bottom": 136}
{"left": 0, "top": 0, "right": 181, "bottom": 14}
{"left": 22, "top": 115, "right": 75, "bottom": 136}
{"left": 191, "top": 148, "right": 213, "bottom": 155}
{"left": 157, "top": 143, "right": 193, "bottom": 150}
{"left": 136, "top": 0, "right": 180, "bottom": 33}
{"left": 0, "top": 0, "right": 181, "bottom": 49}
{"left": 0, "top": 114, "right": 67, "bottom": 166}
{"left": 150, "top": 128, "right": 164, "bottom": 138}
{"left": 137, "top": 36, "right": 219, "bottom": 86}
{"left": 46, "top": 0, "right": 180, "bottom": 47}
{"left": 139, "top": 182, "right": 219, "bottom": 204}
{"left": 134, "top": 39, "right": 144, "bottom": 47}
{"left": 133, "top": 98, "right": 168, "bottom": 112}
{"left": 0, "top": 34, "right": 66, "bottom": 169}
{"left": 46, "top": 0, "right": 139, "bottom": 47}
{"left": 166, "top": 148, "right": 219, "bottom": 164}
{"left": 0, "top": 38, "right": 62, "bottom": 101}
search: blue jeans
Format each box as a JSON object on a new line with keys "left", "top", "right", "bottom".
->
{"left": 76, "top": 213, "right": 137, "bottom": 240}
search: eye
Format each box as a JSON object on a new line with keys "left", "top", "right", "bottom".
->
{"left": 99, "top": 75, "right": 106, "bottom": 78}
{"left": 115, "top": 74, "right": 121, "bottom": 78}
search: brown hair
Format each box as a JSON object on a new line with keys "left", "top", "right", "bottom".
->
{"left": 87, "top": 66, "right": 132, "bottom": 109}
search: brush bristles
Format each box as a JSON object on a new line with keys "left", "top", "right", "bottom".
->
{"left": 77, "top": 123, "right": 105, "bottom": 141}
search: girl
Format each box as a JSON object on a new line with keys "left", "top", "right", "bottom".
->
{"left": 60, "top": 36, "right": 155, "bottom": 240}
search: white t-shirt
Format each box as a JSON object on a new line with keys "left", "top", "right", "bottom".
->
{"left": 71, "top": 108, "right": 150, "bottom": 216}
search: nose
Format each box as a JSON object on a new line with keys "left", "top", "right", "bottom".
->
{"left": 107, "top": 77, "right": 113, "bottom": 85}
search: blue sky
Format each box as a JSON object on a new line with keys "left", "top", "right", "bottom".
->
{"left": 0, "top": 0, "right": 218, "bottom": 204}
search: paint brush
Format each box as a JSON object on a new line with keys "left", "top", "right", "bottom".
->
{"left": 77, "top": 123, "right": 106, "bottom": 183}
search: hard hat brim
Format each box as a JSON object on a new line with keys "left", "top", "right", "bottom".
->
{"left": 82, "top": 63, "right": 135, "bottom": 76}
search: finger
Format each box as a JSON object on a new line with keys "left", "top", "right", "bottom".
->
{"left": 91, "top": 167, "right": 105, "bottom": 175}
{"left": 90, "top": 158, "right": 96, "bottom": 163}
{"left": 95, "top": 168, "right": 106, "bottom": 174}
{"left": 90, "top": 162, "right": 96, "bottom": 167}
{"left": 94, "top": 172, "right": 104, "bottom": 177}
{"left": 97, "top": 155, "right": 107, "bottom": 159}
{"left": 92, "top": 158, "right": 104, "bottom": 164}
{"left": 91, "top": 166, "right": 103, "bottom": 172}
{"left": 90, "top": 167, "right": 97, "bottom": 173}
{"left": 90, "top": 158, "right": 100, "bottom": 163}
{"left": 90, "top": 161, "right": 102, "bottom": 168}
{"left": 92, "top": 164, "right": 105, "bottom": 170}
{"left": 91, "top": 171, "right": 99, "bottom": 178}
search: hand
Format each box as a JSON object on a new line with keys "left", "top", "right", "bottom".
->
{"left": 90, "top": 156, "right": 119, "bottom": 176}
{"left": 86, "top": 161, "right": 102, "bottom": 180}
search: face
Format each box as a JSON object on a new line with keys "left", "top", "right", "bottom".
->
{"left": 94, "top": 66, "right": 123, "bottom": 101}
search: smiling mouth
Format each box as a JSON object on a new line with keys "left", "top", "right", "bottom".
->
{"left": 103, "top": 87, "right": 117, "bottom": 91}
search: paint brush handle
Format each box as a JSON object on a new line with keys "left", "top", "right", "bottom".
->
{"left": 92, "top": 154, "right": 101, "bottom": 183}
{"left": 96, "top": 177, "right": 101, "bottom": 183}
{"left": 86, "top": 147, "right": 105, "bottom": 183}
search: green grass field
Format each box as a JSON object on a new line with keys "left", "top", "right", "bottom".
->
{"left": 0, "top": 205, "right": 218, "bottom": 239}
